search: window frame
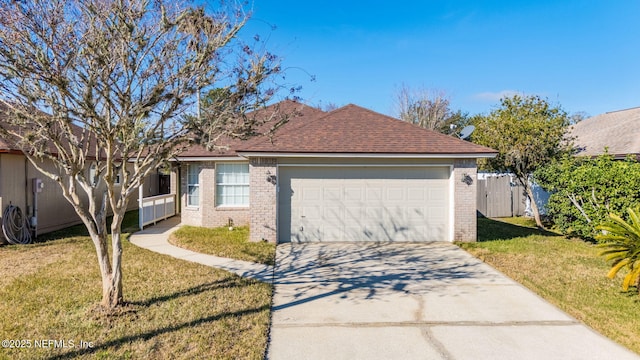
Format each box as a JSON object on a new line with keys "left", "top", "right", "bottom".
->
{"left": 88, "top": 163, "right": 98, "bottom": 187}
{"left": 215, "top": 162, "right": 250, "bottom": 207}
{"left": 186, "top": 164, "right": 200, "bottom": 207}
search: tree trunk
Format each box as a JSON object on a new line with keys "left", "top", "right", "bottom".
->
{"left": 108, "top": 222, "right": 124, "bottom": 308}
{"left": 93, "top": 230, "right": 123, "bottom": 309}
{"left": 525, "top": 186, "right": 544, "bottom": 228}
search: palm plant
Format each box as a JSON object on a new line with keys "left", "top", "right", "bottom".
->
{"left": 596, "top": 207, "right": 640, "bottom": 294}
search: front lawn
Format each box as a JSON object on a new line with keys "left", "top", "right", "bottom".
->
{"left": 170, "top": 225, "right": 276, "bottom": 266}
{"left": 0, "top": 216, "right": 271, "bottom": 359}
{"left": 459, "top": 217, "right": 640, "bottom": 354}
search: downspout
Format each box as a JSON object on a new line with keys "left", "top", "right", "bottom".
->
{"left": 24, "top": 158, "right": 30, "bottom": 236}
{"left": 175, "top": 160, "right": 181, "bottom": 215}
{"left": 138, "top": 182, "right": 143, "bottom": 231}
{"left": 32, "top": 179, "right": 38, "bottom": 238}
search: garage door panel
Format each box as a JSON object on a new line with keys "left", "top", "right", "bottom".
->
{"left": 344, "top": 187, "right": 364, "bottom": 201}
{"left": 345, "top": 206, "right": 365, "bottom": 221}
{"left": 428, "top": 187, "right": 447, "bottom": 202}
{"left": 323, "top": 206, "right": 343, "bottom": 221}
{"left": 323, "top": 186, "right": 342, "bottom": 201}
{"left": 280, "top": 166, "right": 451, "bottom": 243}
{"left": 301, "top": 205, "right": 323, "bottom": 220}
{"left": 386, "top": 188, "right": 404, "bottom": 201}
{"left": 301, "top": 186, "right": 321, "bottom": 201}
{"left": 407, "top": 187, "right": 426, "bottom": 201}
{"left": 323, "top": 224, "right": 345, "bottom": 241}
{"left": 407, "top": 206, "right": 427, "bottom": 221}
{"left": 366, "top": 187, "right": 383, "bottom": 201}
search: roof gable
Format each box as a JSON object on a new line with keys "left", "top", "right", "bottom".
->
{"left": 177, "top": 99, "right": 325, "bottom": 158}
{"left": 237, "top": 104, "right": 496, "bottom": 156}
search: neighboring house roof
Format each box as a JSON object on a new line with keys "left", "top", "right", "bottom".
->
{"left": 0, "top": 135, "right": 19, "bottom": 153}
{"left": 0, "top": 105, "right": 106, "bottom": 159}
{"left": 570, "top": 107, "right": 640, "bottom": 159}
{"left": 0, "top": 105, "right": 24, "bottom": 154}
{"left": 237, "top": 104, "right": 497, "bottom": 157}
{"left": 176, "top": 99, "right": 325, "bottom": 159}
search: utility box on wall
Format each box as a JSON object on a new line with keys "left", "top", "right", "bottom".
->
{"left": 32, "top": 178, "right": 44, "bottom": 193}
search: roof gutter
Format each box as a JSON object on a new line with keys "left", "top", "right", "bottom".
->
{"left": 235, "top": 152, "right": 498, "bottom": 159}
{"left": 171, "top": 155, "right": 245, "bottom": 162}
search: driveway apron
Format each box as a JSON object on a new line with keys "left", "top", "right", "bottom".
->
{"left": 267, "top": 242, "right": 638, "bottom": 360}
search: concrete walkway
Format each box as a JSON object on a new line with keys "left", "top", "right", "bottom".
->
{"left": 128, "top": 217, "right": 273, "bottom": 283}
{"left": 268, "top": 242, "right": 639, "bottom": 360}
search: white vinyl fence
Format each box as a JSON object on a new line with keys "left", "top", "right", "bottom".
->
{"left": 139, "top": 193, "right": 176, "bottom": 229}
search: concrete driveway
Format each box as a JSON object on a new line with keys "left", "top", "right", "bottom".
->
{"left": 267, "top": 242, "right": 638, "bottom": 360}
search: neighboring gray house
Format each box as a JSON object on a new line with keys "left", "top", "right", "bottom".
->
{"left": 155, "top": 100, "right": 497, "bottom": 243}
{"left": 570, "top": 106, "right": 640, "bottom": 159}
{"left": 0, "top": 129, "right": 139, "bottom": 240}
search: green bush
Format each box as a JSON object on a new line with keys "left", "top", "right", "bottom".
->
{"left": 535, "top": 154, "right": 640, "bottom": 239}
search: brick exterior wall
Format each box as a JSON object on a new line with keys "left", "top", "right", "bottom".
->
{"left": 179, "top": 161, "right": 250, "bottom": 228}
{"left": 177, "top": 158, "right": 477, "bottom": 243}
{"left": 248, "top": 157, "right": 277, "bottom": 242}
{"left": 453, "top": 158, "right": 478, "bottom": 242}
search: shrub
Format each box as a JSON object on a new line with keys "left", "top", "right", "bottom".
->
{"left": 535, "top": 154, "right": 640, "bottom": 240}
{"left": 596, "top": 207, "right": 640, "bottom": 295}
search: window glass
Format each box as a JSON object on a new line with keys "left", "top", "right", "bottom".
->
{"left": 187, "top": 165, "right": 200, "bottom": 206}
{"left": 216, "top": 163, "right": 249, "bottom": 206}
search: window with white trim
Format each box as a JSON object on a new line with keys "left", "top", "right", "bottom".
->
{"left": 187, "top": 164, "right": 200, "bottom": 207}
{"left": 88, "top": 163, "right": 98, "bottom": 186}
{"left": 216, "top": 163, "right": 249, "bottom": 207}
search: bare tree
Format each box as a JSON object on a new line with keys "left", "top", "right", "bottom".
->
{"left": 395, "top": 84, "right": 467, "bottom": 134}
{"left": 569, "top": 111, "right": 590, "bottom": 125}
{"left": 314, "top": 100, "right": 340, "bottom": 112}
{"left": 0, "top": 0, "right": 283, "bottom": 310}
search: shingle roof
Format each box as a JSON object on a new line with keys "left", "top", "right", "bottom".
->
{"left": 178, "top": 99, "right": 325, "bottom": 158}
{"left": 237, "top": 104, "right": 497, "bottom": 156}
{"left": 1, "top": 100, "right": 497, "bottom": 159}
{"left": 570, "top": 107, "right": 640, "bottom": 158}
{"left": 0, "top": 135, "right": 14, "bottom": 152}
{"left": 0, "top": 103, "right": 113, "bottom": 159}
{"left": 0, "top": 103, "right": 22, "bottom": 153}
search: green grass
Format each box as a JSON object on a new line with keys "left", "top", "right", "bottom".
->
{"left": 459, "top": 217, "right": 640, "bottom": 355}
{"left": 0, "top": 213, "right": 271, "bottom": 360}
{"left": 170, "top": 226, "right": 276, "bottom": 266}
{"left": 36, "top": 209, "right": 141, "bottom": 242}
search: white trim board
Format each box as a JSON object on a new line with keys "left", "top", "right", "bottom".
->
{"left": 173, "top": 156, "right": 245, "bottom": 162}
{"left": 277, "top": 163, "right": 453, "bottom": 168}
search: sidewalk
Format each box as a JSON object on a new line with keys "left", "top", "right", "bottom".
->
{"left": 128, "top": 217, "right": 274, "bottom": 283}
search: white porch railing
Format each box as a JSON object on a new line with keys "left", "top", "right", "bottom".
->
{"left": 139, "top": 193, "right": 176, "bottom": 230}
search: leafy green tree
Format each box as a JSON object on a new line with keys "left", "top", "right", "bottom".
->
{"left": 596, "top": 207, "right": 640, "bottom": 295}
{"left": 535, "top": 154, "right": 640, "bottom": 239}
{"left": 472, "top": 95, "right": 572, "bottom": 227}
{"left": 0, "top": 0, "right": 282, "bottom": 309}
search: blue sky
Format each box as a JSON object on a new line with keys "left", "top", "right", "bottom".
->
{"left": 237, "top": 1, "right": 640, "bottom": 118}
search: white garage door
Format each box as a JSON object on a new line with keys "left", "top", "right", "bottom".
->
{"left": 278, "top": 166, "right": 450, "bottom": 242}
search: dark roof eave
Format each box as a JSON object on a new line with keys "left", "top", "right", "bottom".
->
{"left": 235, "top": 151, "right": 498, "bottom": 159}
{"left": 0, "top": 148, "right": 25, "bottom": 155}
